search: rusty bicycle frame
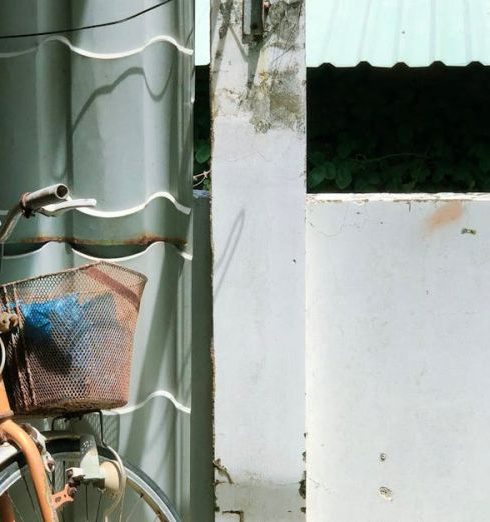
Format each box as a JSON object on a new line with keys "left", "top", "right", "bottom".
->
{"left": 0, "top": 184, "right": 96, "bottom": 521}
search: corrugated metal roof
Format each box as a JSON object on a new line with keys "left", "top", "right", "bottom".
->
{"left": 307, "top": 0, "right": 490, "bottom": 67}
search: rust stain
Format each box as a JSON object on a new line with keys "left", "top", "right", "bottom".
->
{"left": 427, "top": 201, "right": 463, "bottom": 231}
{"left": 12, "top": 235, "right": 187, "bottom": 248}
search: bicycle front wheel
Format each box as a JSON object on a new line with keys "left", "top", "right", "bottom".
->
{"left": 0, "top": 437, "right": 181, "bottom": 522}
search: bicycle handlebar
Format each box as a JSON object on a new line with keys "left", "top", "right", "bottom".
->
{"left": 21, "top": 184, "right": 69, "bottom": 214}
{"left": 0, "top": 184, "right": 96, "bottom": 245}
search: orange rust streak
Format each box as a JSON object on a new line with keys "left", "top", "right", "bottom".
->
{"left": 0, "top": 493, "right": 16, "bottom": 522}
{"left": 14, "top": 235, "right": 187, "bottom": 247}
{"left": 0, "top": 419, "right": 57, "bottom": 521}
{"left": 427, "top": 201, "right": 463, "bottom": 231}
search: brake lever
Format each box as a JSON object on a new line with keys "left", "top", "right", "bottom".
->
{"left": 37, "top": 198, "right": 97, "bottom": 217}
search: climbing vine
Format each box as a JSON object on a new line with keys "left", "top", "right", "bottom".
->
{"left": 307, "top": 63, "right": 490, "bottom": 193}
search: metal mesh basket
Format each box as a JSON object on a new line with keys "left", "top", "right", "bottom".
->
{"left": 0, "top": 262, "right": 147, "bottom": 416}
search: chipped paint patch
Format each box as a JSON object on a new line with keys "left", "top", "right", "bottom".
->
{"left": 222, "top": 510, "right": 245, "bottom": 521}
{"left": 245, "top": 0, "right": 304, "bottom": 133}
{"left": 246, "top": 68, "right": 303, "bottom": 133}
{"left": 214, "top": 459, "right": 234, "bottom": 484}
{"left": 379, "top": 487, "right": 393, "bottom": 501}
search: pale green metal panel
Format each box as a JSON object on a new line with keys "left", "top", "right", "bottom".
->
{"left": 0, "top": 0, "right": 194, "bottom": 517}
{"left": 195, "top": 0, "right": 490, "bottom": 67}
{"left": 0, "top": 0, "right": 193, "bottom": 231}
{"left": 306, "top": 0, "right": 490, "bottom": 67}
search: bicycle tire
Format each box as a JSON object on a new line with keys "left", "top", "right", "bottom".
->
{"left": 0, "top": 437, "right": 181, "bottom": 521}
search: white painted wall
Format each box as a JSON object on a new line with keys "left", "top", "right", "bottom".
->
{"left": 307, "top": 194, "right": 490, "bottom": 521}
{"left": 211, "top": 1, "right": 306, "bottom": 519}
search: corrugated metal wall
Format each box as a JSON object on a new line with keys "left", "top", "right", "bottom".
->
{"left": 0, "top": 1, "right": 193, "bottom": 517}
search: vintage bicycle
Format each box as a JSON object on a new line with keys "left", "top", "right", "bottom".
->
{"left": 0, "top": 184, "right": 180, "bottom": 521}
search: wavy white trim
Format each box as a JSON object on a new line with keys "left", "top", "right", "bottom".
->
{"left": 77, "top": 191, "right": 191, "bottom": 217}
{"left": 1, "top": 191, "right": 191, "bottom": 219}
{"left": 104, "top": 389, "right": 191, "bottom": 415}
{"left": 0, "top": 34, "right": 193, "bottom": 60}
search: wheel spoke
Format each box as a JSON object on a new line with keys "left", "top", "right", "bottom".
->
{"left": 85, "top": 484, "right": 89, "bottom": 521}
{"left": 12, "top": 499, "right": 26, "bottom": 522}
{"left": 0, "top": 442, "right": 178, "bottom": 522}
{"left": 125, "top": 493, "right": 143, "bottom": 521}
{"left": 95, "top": 490, "right": 102, "bottom": 522}
{"left": 21, "top": 473, "right": 40, "bottom": 520}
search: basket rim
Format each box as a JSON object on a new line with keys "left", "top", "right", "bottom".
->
{"left": 0, "top": 261, "right": 148, "bottom": 290}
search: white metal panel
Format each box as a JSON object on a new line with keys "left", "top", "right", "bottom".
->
{"left": 307, "top": 193, "right": 490, "bottom": 521}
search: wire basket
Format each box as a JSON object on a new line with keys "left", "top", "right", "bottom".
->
{"left": 0, "top": 262, "right": 147, "bottom": 416}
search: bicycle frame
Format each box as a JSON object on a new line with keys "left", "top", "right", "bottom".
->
{"left": 0, "top": 383, "right": 57, "bottom": 521}
{"left": 0, "top": 185, "right": 96, "bottom": 522}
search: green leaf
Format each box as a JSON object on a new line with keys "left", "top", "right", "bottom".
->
{"left": 323, "top": 161, "right": 337, "bottom": 180}
{"left": 307, "top": 166, "right": 327, "bottom": 190}
{"left": 479, "top": 154, "right": 490, "bottom": 173}
{"left": 195, "top": 141, "right": 211, "bottom": 164}
{"left": 335, "top": 162, "right": 353, "bottom": 190}
{"left": 337, "top": 136, "right": 356, "bottom": 159}
{"left": 308, "top": 151, "right": 326, "bottom": 167}
{"left": 368, "top": 172, "right": 381, "bottom": 184}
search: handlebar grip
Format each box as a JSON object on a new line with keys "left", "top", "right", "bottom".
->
{"left": 21, "top": 184, "right": 69, "bottom": 213}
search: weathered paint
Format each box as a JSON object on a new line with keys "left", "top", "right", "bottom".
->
{"left": 211, "top": 0, "right": 306, "bottom": 520}
{"left": 307, "top": 193, "right": 490, "bottom": 521}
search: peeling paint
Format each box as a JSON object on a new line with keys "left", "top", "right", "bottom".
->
{"left": 299, "top": 476, "right": 306, "bottom": 499}
{"left": 223, "top": 510, "right": 245, "bottom": 521}
{"left": 212, "top": 0, "right": 305, "bottom": 133}
{"left": 246, "top": 68, "right": 303, "bottom": 133}
{"left": 214, "top": 458, "right": 234, "bottom": 484}
{"left": 245, "top": 0, "right": 305, "bottom": 133}
{"left": 379, "top": 486, "right": 393, "bottom": 501}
